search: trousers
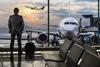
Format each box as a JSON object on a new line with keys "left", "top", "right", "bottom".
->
{"left": 10, "top": 34, "right": 22, "bottom": 54}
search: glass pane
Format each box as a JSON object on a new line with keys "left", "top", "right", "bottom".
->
{"left": 0, "top": 0, "right": 99, "bottom": 47}
{"left": 50, "top": 0, "right": 99, "bottom": 32}
{"left": 0, "top": 0, "right": 48, "bottom": 47}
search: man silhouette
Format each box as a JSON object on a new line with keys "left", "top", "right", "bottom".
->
{"left": 8, "top": 8, "right": 24, "bottom": 55}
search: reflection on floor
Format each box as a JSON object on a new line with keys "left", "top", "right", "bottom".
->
{"left": 0, "top": 52, "right": 46, "bottom": 67}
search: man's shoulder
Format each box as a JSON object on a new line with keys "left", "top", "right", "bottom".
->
{"left": 18, "top": 15, "right": 23, "bottom": 19}
{"left": 9, "top": 15, "right": 14, "bottom": 17}
{"left": 10, "top": 15, "right": 23, "bottom": 17}
{"left": 18, "top": 15, "right": 22, "bottom": 17}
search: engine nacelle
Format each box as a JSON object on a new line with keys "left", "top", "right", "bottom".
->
{"left": 36, "top": 33, "right": 48, "bottom": 44}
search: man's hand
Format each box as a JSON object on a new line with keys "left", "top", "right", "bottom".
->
{"left": 9, "top": 30, "right": 11, "bottom": 33}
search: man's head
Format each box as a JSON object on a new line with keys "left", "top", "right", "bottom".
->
{"left": 14, "top": 8, "right": 19, "bottom": 15}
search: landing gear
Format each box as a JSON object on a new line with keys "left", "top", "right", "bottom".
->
{"left": 51, "top": 35, "right": 59, "bottom": 47}
{"left": 51, "top": 40, "right": 59, "bottom": 46}
{"left": 91, "top": 36, "right": 98, "bottom": 44}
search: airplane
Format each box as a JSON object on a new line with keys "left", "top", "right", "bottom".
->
{"left": 26, "top": 17, "right": 80, "bottom": 45}
{"left": 26, "top": 16, "right": 100, "bottom": 45}
{"left": 25, "top": 6, "right": 45, "bottom": 10}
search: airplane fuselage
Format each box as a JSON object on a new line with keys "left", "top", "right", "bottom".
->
{"left": 58, "top": 17, "right": 79, "bottom": 39}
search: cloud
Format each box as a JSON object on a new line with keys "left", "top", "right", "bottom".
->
{"left": 48, "top": 0, "right": 98, "bottom": 25}
{"left": 46, "top": 0, "right": 98, "bottom": 24}
{"left": 0, "top": 0, "right": 30, "bottom": 5}
{"left": 0, "top": 10, "right": 6, "bottom": 15}
{"left": 76, "top": 7, "right": 98, "bottom": 16}
{"left": 74, "top": 0, "right": 98, "bottom": 2}
{"left": 26, "top": 2, "right": 47, "bottom": 6}
{"left": 0, "top": 0, "right": 99, "bottom": 31}
{"left": 50, "top": 8, "right": 68, "bottom": 17}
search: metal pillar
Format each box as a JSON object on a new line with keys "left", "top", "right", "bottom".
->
{"left": 48, "top": 0, "right": 50, "bottom": 47}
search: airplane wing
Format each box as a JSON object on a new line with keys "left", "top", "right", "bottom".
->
{"left": 0, "top": 26, "right": 59, "bottom": 36}
{"left": 40, "top": 6, "right": 45, "bottom": 9}
{"left": 25, "top": 29, "right": 61, "bottom": 38}
{"left": 25, "top": 6, "right": 37, "bottom": 9}
{"left": 42, "top": 24, "right": 59, "bottom": 27}
{"left": 0, "top": 27, "right": 8, "bottom": 29}
{"left": 49, "top": 32, "right": 60, "bottom": 37}
{"left": 25, "top": 30, "right": 42, "bottom": 34}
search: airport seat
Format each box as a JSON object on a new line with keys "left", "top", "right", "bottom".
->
{"left": 84, "top": 44, "right": 98, "bottom": 55}
{"left": 46, "top": 43, "right": 84, "bottom": 67}
{"left": 79, "top": 43, "right": 98, "bottom": 55}
{"left": 43, "top": 39, "right": 74, "bottom": 62}
{"left": 78, "top": 50, "right": 100, "bottom": 67}
{"left": 65, "top": 43, "right": 84, "bottom": 67}
{"left": 74, "top": 39, "right": 98, "bottom": 55}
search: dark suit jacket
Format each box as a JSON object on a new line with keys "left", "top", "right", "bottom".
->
{"left": 8, "top": 15, "right": 24, "bottom": 34}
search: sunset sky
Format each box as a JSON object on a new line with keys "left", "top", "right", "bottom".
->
{"left": 0, "top": 0, "right": 99, "bottom": 30}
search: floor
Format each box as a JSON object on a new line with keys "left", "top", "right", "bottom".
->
{"left": 0, "top": 51, "right": 59, "bottom": 67}
{"left": 0, "top": 53, "right": 46, "bottom": 67}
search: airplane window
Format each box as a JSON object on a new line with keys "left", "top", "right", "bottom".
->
{"left": 64, "top": 22, "right": 70, "bottom": 24}
{"left": 70, "top": 22, "right": 78, "bottom": 25}
{"left": 64, "top": 22, "right": 77, "bottom": 25}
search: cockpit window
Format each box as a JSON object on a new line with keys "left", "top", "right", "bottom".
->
{"left": 64, "top": 22, "right": 70, "bottom": 24}
{"left": 64, "top": 22, "right": 78, "bottom": 25}
{"left": 70, "top": 22, "right": 78, "bottom": 25}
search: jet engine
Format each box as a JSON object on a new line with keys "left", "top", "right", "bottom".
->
{"left": 36, "top": 33, "right": 48, "bottom": 44}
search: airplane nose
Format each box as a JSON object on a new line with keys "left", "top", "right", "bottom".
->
{"left": 65, "top": 31, "right": 75, "bottom": 39}
{"left": 67, "top": 31, "right": 73, "bottom": 36}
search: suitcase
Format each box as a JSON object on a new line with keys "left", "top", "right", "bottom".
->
{"left": 25, "top": 42, "right": 35, "bottom": 55}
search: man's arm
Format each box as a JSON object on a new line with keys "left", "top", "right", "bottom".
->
{"left": 8, "top": 16, "right": 12, "bottom": 33}
{"left": 21, "top": 16, "right": 24, "bottom": 32}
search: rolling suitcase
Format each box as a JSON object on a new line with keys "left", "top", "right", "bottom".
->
{"left": 25, "top": 42, "right": 35, "bottom": 55}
